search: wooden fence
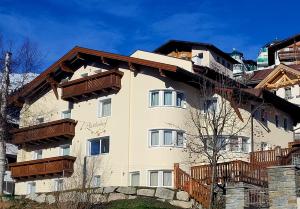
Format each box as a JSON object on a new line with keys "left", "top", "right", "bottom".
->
{"left": 249, "top": 148, "right": 291, "bottom": 167}
{"left": 191, "top": 160, "right": 268, "bottom": 187}
{"left": 174, "top": 164, "right": 210, "bottom": 209}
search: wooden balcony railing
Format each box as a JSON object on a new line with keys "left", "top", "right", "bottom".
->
{"left": 249, "top": 148, "right": 290, "bottom": 168}
{"left": 11, "top": 119, "right": 77, "bottom": 146}
{"left": 191, "top": 160, "right": 268, "bottom": 187}
{"left": 59, "top": 70, "right": 123, "bottom": 101}
{"left": 9, "top": 156, "right": 76, "bottom": 181}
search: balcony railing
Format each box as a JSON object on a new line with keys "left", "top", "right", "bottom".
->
{"left": 11, "top": 119, "right": 77, "bottom": 146}
{"left": 9, "top": 156, "right": 76, "bottom": 181}
{"left": 59, "top": 70, "right": 123, "bottom": 101}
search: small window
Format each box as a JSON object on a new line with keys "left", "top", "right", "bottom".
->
{"left": 88, "top": 137, "right": 110, "bottom": 156}
{"left": 27, "top": 182, "right": 36, "bottom": 194}
{"left": 130, "top": 172, "right": 140, "bottom": 186}
{"left": 261, "top": 142, "right": 268, "bottom": 151}
{"left": 260, "top": 109, "right": 266, "bottom": 122}
{"left": 68, "top": 101, "right": 74, "bottom": 110}
{"left": 229, "top": 137, "right": 239, "bottom": 152}
{"left": 81, "top": 73, "right": 88, "bottom": 77}
{"left": 197, "top": 53, "right": 203, "bottom": 58}
{"left": 176, "top": 92, "right": 184, "bottom": 107}
{"left": 285, "top": 87, "right": 292, "bottom": 99}
{"left": 93, "top": 175, "right": 101, "bottom": 188}
{"left": 54, "top": 179, "right": 63, "bottom": 191}
{"left": 176, "top": 132, "right": 184, "bottom": 147}
{"left": 150, "top": 91, "right": 159, "bottom": 107}
{"left": 204, "top": 98, "right": 217, "bottom": 113}
{"left": 275, "top": 115, "right": 279, "bottom": 127}
{"left": 241, "top": 138, "right": 249, "bottom": 153}
{"left": 163, "top": 171, "right": 172, "bottom": 187}
{"left": 163, "top": 91, "right": 173, "bottom": 106}
{"left": 61, "top": 110, "right": 71, "bottom": 119}
{"left": 149, "top": 171, "right": 158, "bottom": 186}
{"left": 60, "top": 145, "right": 70, "bottom": 156}
{"left": 163, "top": 130, "right": 173, "bottom": 146}
{"left": 36, "top": 117, "right": 44, "bottom": 124}
{"left": 33, "top": 150, "right": 42, "bottom": 160}
{"left": 284, "top": 118, "right": 288, "bottom": 130}
{"left": 99, "top": 99, "right": 111, "bottom": 117}
{"left": 150, "top": 131, "right": 159, "bottom": 146}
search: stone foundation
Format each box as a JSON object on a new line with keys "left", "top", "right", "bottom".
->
{"left": 25, "top": 186, "right": 203, "bottom": 209}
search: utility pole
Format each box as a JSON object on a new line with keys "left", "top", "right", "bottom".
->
{"left": 0, "top": 52, "right": 11, "bottom": 194}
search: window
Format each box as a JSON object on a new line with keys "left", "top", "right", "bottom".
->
{"left": 176, "top": 92, "right": 184, "bottom": 107}
{"left": 130, "top": 172, "right": 140, "bottom": 186}
{"left": 229, "top": 137, "right": 239, "bottom": 152}
{"left": 61, "top": 110, "right": 71, "bottom": 119}
{"left": 149, "top": 130, "right": 184, "bottom": 147}
{"left": 150, "top": 91, "right": 159, "bottom": 107}
{"left": 275, "top": 115, "right": 279, "bottom": 127}
{"left": 54, "top": 179, "right": 63, "bottom": 191}
{"left": 88, "top": 137, "right": 110, "bottom": 156}
{"left": 163, "top": 171, "right": 172, "bottom": 187}
{"left": 284, "top": 118, "right": 288, "bottom": 130}
{"left": 150, "top": 131, "right": 159, "bottom": 146}
{"left": 163, "top": 130, "right": 173, "bottom": 145}
{"left": 176, "top": 132, "right": 184, "bottom": 147}
{"left": 81, "top": 73, "right": 88, "bottom": 77}
{"left": 204, "top": 98, "right": 217, "bottom": 113}
{"left": 60, "top": 145, "right": 70, "bottom": 156}
{"left": 149, "top": 90, "right": 185, "bottom": 108}
{"left": 27, "top": 182, "right": 36, "bottom": 194}
{"left": 261, "top": 142, "right": 268, "bottom": 151}
{"left": 149, "top": 170, "right": 172, "bottom": 187}
{"left": 241, "top": 138, "right": 249, "bottom": 152}
{"left": 260, "top": 109, "right": 267, "bottom": 122}
{"left": 93, "top": 175, "right": 101, "bottom": 188}
{"left": 33, "top": 150, "right": 42, "bottom": 160}
{"left": 285, "top": 87, "right": 292, "bottom": 99}
{"left": 99, "top": 99, "right": 111, "bottom": 117}
{"left": 149, "top": 171, "right": 158, "bottom": 186}
{"left": 163, "top": 91, "right": 173, "bottom": 106}
{"left": 36, "top": 117, "right": 44, "bottom": 124}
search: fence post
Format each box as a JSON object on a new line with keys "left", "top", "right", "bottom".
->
{"left": 174, "top": 163, "right": 179, "bottom": 189}
{"left": 189, "top": 177, "right": 193, "bottom": 195}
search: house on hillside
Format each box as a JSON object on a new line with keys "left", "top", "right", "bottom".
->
{"left": 7, "top": 41, "right": 300, "bottom": 195}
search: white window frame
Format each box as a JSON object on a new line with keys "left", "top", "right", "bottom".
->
{"left": 148, "top": 129, "right": 185, "bottom": 148}
{"left": 98, "top": 98, "right": 112, "bottom": 118}
{"left": 59, "top": 144, "right": 70, "bottom": 156}
{"left": 36, "top": 116, "right": 44, "bottom": 124}
{"left": 203, "top": 97, "right": 218, "bottom": 113}
{"left": 27, "top": 182, "right": 36, "bottom": 194}
{"left": 61, "top": 110, "right": 71, "bottom": 119}
{"left": 149, "top": 90, "right": 186, "bottom": 108}
{"left": 92, "top": 175, "right": 101, "bottom": 188}
{"left": 130, "top": 171, "right": 140, "bottom": 186}
{"left": 53, "top": 179, "right": 64, "bottom": 191}
{"left": 148, "top": 170, "right": 173, "bottom": 187}
{"left": 87, "top": 136, "right": 110, "bottom": 156}
{"left": 33, "top": 149, "right": 42, "bottom": 160}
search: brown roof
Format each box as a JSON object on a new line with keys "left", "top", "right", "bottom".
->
{"left": 250, "top": 68, "right": 274, "bottom": 82}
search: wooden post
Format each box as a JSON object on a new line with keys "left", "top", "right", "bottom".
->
{"left": 174, "top": 163, "right": 179, "bottom": 189}
{"left": 189, "top": 177, "right": 193, "bottom": 195}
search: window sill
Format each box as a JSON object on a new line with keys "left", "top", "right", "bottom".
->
{"left": 149, "top": 105, "right": 186, "bottom": 109}
{"left": 149, "top": 145, "right": 184, "bottom": 148}
{"left": 87, "top": 153, "right": 109, "bottom": 157}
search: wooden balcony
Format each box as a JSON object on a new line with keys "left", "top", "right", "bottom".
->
{"left": 9, "top": 156, "right": 76, "bottom": 181}
{"left": 59, "top": 70, "right": 123, "bottom": 101}
{"left": 11, "top": 119, "right": 77, "bottom": 146}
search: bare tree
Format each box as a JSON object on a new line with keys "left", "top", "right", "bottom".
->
{"left": 184, "top": 74, "right": 260, "bottom": 209}
{"left": 0, "top": 35, "right": 42, "bottom": 195}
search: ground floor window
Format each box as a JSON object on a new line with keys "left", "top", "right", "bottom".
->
{"left": 149, "top": 170, "right": 172, "bottom": 187}
{"left": 130, "top": 172, "right": 140, "bottom": 186}
{"left": 54, "top": 179, "right": 64, "bottom": 191}
{"left": 92, "top": 175, "right": 101, "bottom": 188}
{"left": 27, "top": 182, "right": 36, "bottom": 194}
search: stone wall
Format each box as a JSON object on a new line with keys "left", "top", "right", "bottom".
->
{"left": 268, "top": 165, "right": 300, "bottom": 209}
{"left": 25, "top": 186, "right": 203, "bottom": 209}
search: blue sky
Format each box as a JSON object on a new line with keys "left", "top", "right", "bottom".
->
{"left": 0, "top": 0, "right": 299, "bottom": 70}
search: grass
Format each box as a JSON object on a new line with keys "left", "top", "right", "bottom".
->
{"left": 96, "top": 198, "right": 181, "bottom": 209}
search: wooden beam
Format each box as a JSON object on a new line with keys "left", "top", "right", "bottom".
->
{"left": 60, "top": 62, "right": 74, "bottom": 73}
{"left": 46, "top": 76, "right": 59, "bottom": 99}
{"left": 159, "top": 68, "right": 166, "bottom": 77}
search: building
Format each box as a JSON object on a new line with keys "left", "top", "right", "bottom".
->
{"left": 7, "top": 43, "right": 300, "bottom": 195}
{"left": 229, "top": 49, "right": 257, "bottom": 78}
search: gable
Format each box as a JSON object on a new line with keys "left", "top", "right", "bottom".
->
{"left": 255, "top": 64, "right": 300, "bottom": 89}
